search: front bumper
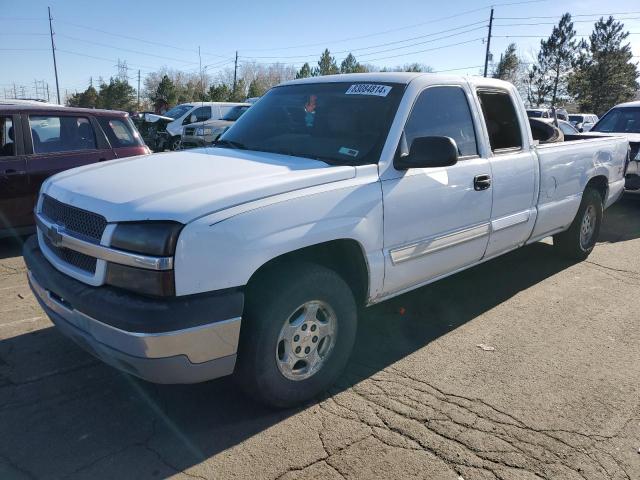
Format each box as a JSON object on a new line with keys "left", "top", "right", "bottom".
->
{"left": 24, "top": 236, "right": 243, "bottom": 384}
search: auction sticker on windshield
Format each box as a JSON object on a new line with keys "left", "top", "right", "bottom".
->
{"left": 345, "top": 84, "right": 392, "bottom": 97}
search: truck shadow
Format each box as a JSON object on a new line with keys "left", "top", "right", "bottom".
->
{"left": 0, "top": 241, "right": 580, "bottom": 478}
{"left": 598, "top": 194, "right": 640, "bottom": 243}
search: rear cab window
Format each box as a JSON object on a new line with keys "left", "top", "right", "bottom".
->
{"left": 476, "top": 90, "right": 523, "bottom": 152}
{"left": 98, "top": 117, "right": 144, "bottom": 148}
{"left": 28, "top": 115, "right": 96, "bottom": 154}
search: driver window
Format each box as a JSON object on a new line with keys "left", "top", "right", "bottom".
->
{"left": 0, "top": 116, "right": 14, "bottom": 156}
{"left": 404, "top": 86, "right": 478, "bottom": 157}
{"left": 190, "top": 107, "right": 211, "bottom": 122}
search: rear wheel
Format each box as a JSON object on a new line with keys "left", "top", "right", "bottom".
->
{"left": 553, "top": 187, "right": 603, "bottom": 260}
{"left": 235, "top": 262, "right": 357, "bottom": 408}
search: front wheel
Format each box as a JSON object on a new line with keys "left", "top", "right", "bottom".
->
{"left": 168, "top": 136, "right": 181, "bottom": 151}
{"left": 553, "top": 187, "right": 603, "bottom": 260}
{"left": 235, "top": 263, "right": 357, "bottom": 408}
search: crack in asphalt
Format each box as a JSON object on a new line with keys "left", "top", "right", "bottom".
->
{"left": 301, "top": 366, "right": 633, "bottom": 480}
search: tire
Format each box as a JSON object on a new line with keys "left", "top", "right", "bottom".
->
{"left": 553, "top": 187, "right": 603, "bottom": 260}
{"left": 235, "top": 262, "right": 357, "bottom": 408}
{"left": 168, "top": 136, "right": 181, "bottom": 151}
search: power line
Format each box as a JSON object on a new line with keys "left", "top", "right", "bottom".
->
{"left": 495, "top": 11, "right": 640, "bottom": 19}
{"left": 353, "top": 37, "right": 485, "bottom": 64}
{"left": 494, "top": 16, "right": 640, "bottom": 27}
{"left": 239, "top": 0, "right": 549, "bottom": 53}
{"left": 56, "top": 48, "right": 158, "bottom": 71}
{"left": 239, "top": 21, "right": 488, "bottom": 60}
{"left": 55, "top": 19, "right": 230, "bottom": 60}
{"left": 56, "top": 34, "right": 199, "bottom": 65}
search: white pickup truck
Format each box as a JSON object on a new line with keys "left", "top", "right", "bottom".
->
{"left": 24, "top": 73, "right": 629, "bottom": 407}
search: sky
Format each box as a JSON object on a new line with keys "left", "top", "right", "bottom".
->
{"left": 1, "top": 0, "right": 639, "bottom": 103}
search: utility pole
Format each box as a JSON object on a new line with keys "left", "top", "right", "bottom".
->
{"left": 483, "top": 8, "right": 494, "bottom": 77}
{"left": 48, "top": 7, "right": 61, "bottom": 104}
{"left": 233, "top": 51, "right": 238, "bottom": 92}
{"left": 198, "top": 46, "right": 204, "bottom": 101}
{"left": 137, "top": 69, "right": 141, "bottom": 110}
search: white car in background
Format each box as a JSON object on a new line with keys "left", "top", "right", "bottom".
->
{"left": 588, "top": 101, "right": 640, "bottom": 192}
{"left": 147, "top": 102, "right": 247, "bottom": 150}
{"left": 569, "top": 114, "right": 599, "bottom": 132}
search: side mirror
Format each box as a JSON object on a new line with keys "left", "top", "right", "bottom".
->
{"left": 395, "top": 136, "right": 458, "bottom": 170}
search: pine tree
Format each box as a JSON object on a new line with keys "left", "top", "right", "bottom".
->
{"left": 317, "top": 49, "right": 339, "bottom": 76}
{"left": 66, "top": 85, "right": 98, "bottom": 108}
{"left": 568, "top": 16, "right": 640, "bottom": 114}
{"left": 151, "top": 75, "right": 177, "bottom": 110}
{"left": 207, "top": 83, "right": 231, "bottom": 101}
{"left": 340, "top": 53, "right": 367, "bottom": 74}
{"left": 492, "top": 43, "right": 520, "bottom": 83}
{"left": 296, "top": 62, "right": 314, "bottom": 79}
{"left": 95, "top": 78, "right": 136, "bottom": 111}
{"left": 247, "top": 79, "right": 266, "bottom": 98}
{"left": 229, "top": 78, "right": 247, "bottom": 102}
{"left": 537, "top": 13, "right": 577, "bottom": 106}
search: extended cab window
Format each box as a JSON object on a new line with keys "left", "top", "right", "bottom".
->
{"left": 98, "top": 117, "right": 144, "bottom": 148}
{"left": 28, "top": 115, "right": 96, "bottom": 154}
{"left": 404, "top": 86, "right": 478, "bottom": 157}
{"left": 0, "top": 116, "right": 14, "bottom": 156}
{"left": 477, "top": 90, "right": 523, "bottom": 152}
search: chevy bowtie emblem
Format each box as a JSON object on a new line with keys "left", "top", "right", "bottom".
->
{"left": 47, "top": 225, "right": 64, "bottom": 247}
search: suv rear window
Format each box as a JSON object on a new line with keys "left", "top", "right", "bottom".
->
{"left": 98, "top": 117, "right": 144, "bottom": 148}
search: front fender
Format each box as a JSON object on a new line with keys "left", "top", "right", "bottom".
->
{"left": 174, "top": 181, "right": 384, "bottom": 297}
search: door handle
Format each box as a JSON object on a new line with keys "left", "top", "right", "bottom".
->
{"left": 474, "top": 174, "right": 491, "bottom": 191}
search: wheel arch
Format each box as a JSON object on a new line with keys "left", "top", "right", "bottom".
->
{"left": 245, "top": 239, "right": 371, "bottom": 308}
{"left": 585, "top": 175, "right": 608, "bottom": 203}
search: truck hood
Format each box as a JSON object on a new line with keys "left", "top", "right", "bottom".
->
{"left": 42, "top": 148, "right": 356, "bottom": 223}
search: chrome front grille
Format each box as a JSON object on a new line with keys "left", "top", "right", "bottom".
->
{"left": 42, "top": 235, "right": 97, "bottom": 274}
{"left": 41, "top": 194, "right": 107, "bottom": 242}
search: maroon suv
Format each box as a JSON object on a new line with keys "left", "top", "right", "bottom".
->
{"left": 0, "top": 105, "right": 150, "bottom": 238}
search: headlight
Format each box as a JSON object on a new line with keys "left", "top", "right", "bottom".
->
{"left": 107, "top": 222, "right": 182, "bottom": 297}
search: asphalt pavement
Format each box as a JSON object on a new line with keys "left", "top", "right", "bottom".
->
{"left": 0, "top": 196, "right": 639, "bottom": 480}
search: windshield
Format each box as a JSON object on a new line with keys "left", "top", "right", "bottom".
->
{"left": 164, "top": 104, "right": 193, "bottom": 120}
{"left": 217, "top": 82, "right": 405, "bottom": 165}
{"left": 222, "top": 105, "right": 250, "bottom": 121}
{"left": 569, "top": 115, "right": 584, "bottom": 123}
{"left": 592, "top": 107, "right": 640, "bottom": 134}
{"left": 527, "top": 110, "right": 543, "bottom": 118}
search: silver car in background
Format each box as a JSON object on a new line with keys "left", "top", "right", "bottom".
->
{"left": 569, "top": 113, "right": 599, "bottom": 132}
{"left": 181, "top": 104, "right": 251, "bottom": 148}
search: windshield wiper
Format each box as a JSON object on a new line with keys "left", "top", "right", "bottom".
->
{"left": 213, "top": 139, "right": 247, "bottom": 150}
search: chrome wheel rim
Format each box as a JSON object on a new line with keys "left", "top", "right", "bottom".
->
{"left": 275, "top": 300, "right": 337, "bottom": 381}
{"left": 580, "top": 205, "right": 596, "bottom": 249}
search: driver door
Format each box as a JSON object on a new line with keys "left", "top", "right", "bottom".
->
{"left": 381, "top": 85, "right": 493, "bottom": 296}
